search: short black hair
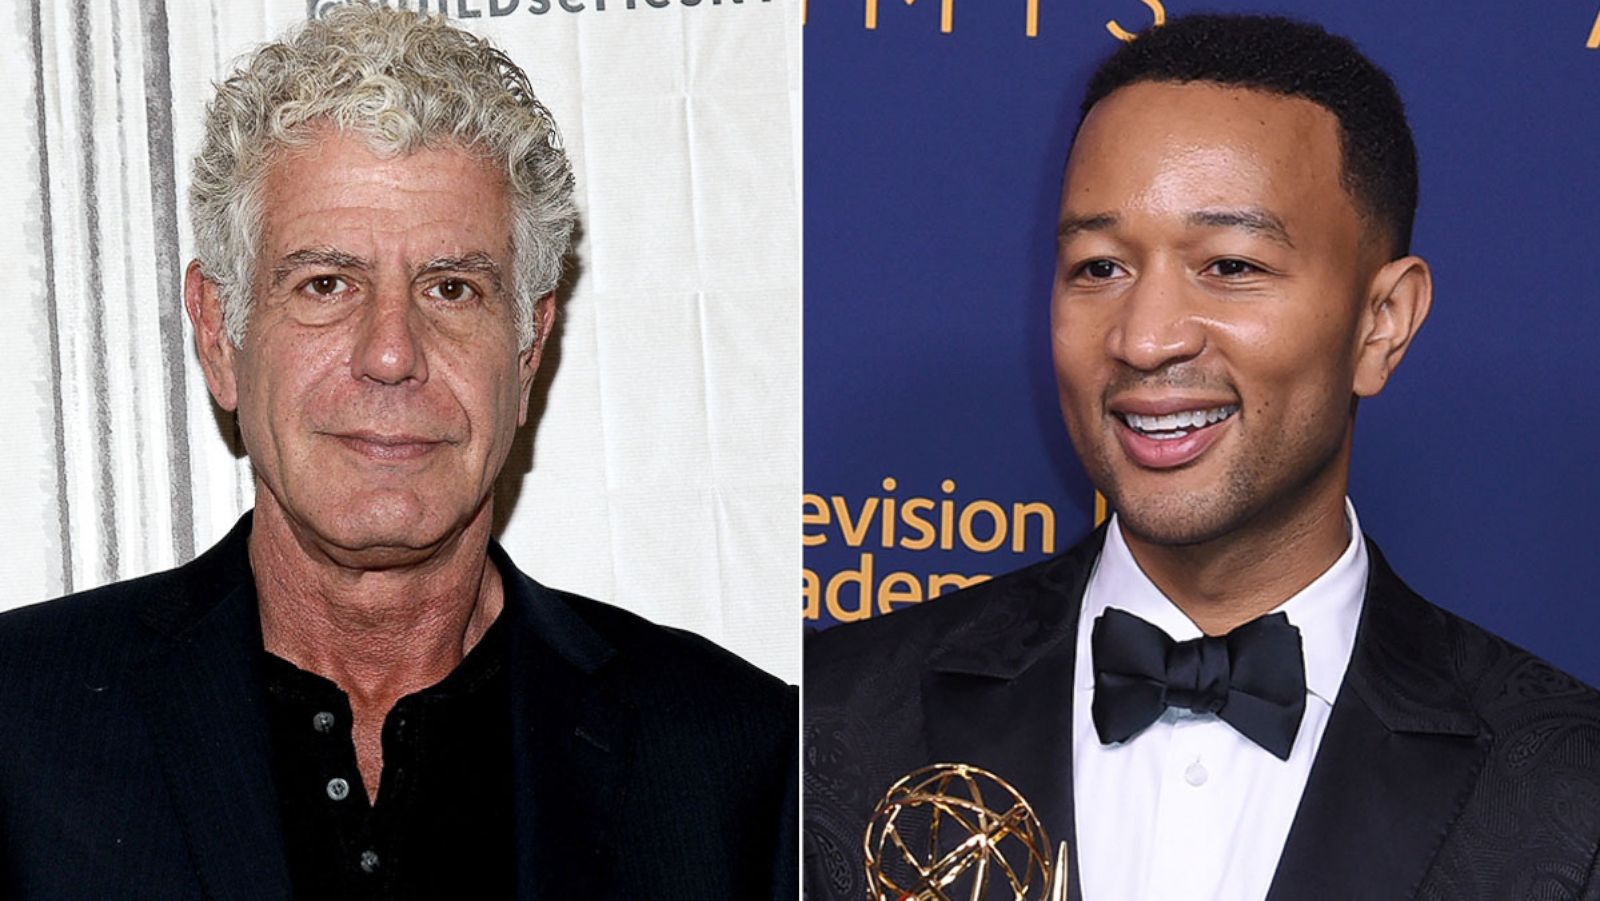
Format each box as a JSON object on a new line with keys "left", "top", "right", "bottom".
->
{"left": 1081, "top": 14, "right": 1418, "bottom": 258}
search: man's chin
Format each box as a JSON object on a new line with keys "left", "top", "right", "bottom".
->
{"left": 1101, "top": 488, "right": 1245, "bottom": 549}
{"left": 317, "top": 541, "right": 447, "bottom": 571}
{"left": 293, "top": 505, "right": 469, "bottom": 570}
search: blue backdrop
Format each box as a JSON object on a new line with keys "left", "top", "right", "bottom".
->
{"left": 803, "top": 1, "right": 1600, "bottom": 685}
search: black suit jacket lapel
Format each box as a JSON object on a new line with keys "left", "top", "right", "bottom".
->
{"left": 920, "top": 529, "right": 1104, "bottom": 901}
{"left": 130, "top": 515, "right": 293, "bottom": 901}
{"left": 497, "top": 545, "right": 638, "bottom": 901}
{"left": 1266, "top": 540, "right": 1488, "bottom": 901}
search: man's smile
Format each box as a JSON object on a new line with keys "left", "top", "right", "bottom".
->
{"left": 1111, "top": 402, "right": 1239, "bottom": 469}
{"left": 1120, "top": 404, "right": 1239, "bottom": 439}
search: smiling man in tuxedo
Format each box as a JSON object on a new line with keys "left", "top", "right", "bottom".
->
{"left": 804, "top": 14, "right": 1600, "bottom": 901}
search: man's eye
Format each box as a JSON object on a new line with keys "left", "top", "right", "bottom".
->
{"left": 427, "top": 279, "right": 479, "bottom": 303}
{"left": 1206, "top": 259, "right": 1259, "bottom": 277}
{"left": 302, "top": 275, "right": 350, "bottom": 297}
{"left": 1076, "top": 259, "right": 1125, "bottom": 280}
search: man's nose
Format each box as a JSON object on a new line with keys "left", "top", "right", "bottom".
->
{"left": 1105, "top": 263, "right": 1205, "bottom": 371}
{"left": 350, "top": 285, "right": 429, "bottom": 385}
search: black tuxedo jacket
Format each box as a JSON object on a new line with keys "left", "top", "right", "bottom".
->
{"left": 804, "top": 528, "right": 1600, "bottom": 900}
{"left": 0, "top": 515, "right": 797, "bottom": 900}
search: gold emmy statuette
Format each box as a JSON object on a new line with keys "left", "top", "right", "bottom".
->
{"left": 863, "top": 763, "right": 1069, "bottom": 901}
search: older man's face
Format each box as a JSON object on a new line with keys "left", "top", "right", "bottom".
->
{"left": 199, "top": 130, "right": 546, "bottom": 567}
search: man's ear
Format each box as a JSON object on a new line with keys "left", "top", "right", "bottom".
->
{"left": 183, "top": 261, "right": 240, "bottom": 411}
{"left": 516, "top": 292, "right": 557, "bottom": 426}
{"left": 1353, "top": 255, "right": 1433, "bottom": 398}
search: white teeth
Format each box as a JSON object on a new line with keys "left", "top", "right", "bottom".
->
{"left": 1123, "top": 405, "right": 1238, "bottom": 436}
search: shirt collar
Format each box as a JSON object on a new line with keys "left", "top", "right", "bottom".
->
{"left": 1081, "top": 499, "right": 1368, "bottom": 708}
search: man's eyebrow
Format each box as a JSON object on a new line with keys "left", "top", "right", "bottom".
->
{"left": 417, "top": 252, "right": 505, "bottom": 294}
{"left": 1188, "top": 208, "right": 1296, "bottom": 248}
{"left": 270, "top": 248, "right": 369, "bottom": 287}
{"left": 1057, "top": 213, "right": 1118, "bottom": 240}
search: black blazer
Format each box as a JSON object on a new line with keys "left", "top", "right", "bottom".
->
{"left": 804, "top": 528, "right": 1600, "bottom": 900}
{"left": 0, "top": 514, "right": 797, "bottom": 900}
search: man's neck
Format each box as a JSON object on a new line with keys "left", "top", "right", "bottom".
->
{"left": 249, "top": 497, "right": 504, "bottom": 799}
{"left": 1121, "top": 488, "right": 1351, "bottom": 637}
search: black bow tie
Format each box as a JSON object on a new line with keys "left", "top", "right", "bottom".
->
{"left": 1090, "top": 608, "right": 1307, "bottom": 760}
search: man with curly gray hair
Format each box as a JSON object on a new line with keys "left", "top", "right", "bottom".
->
{"left": 0, "top": 6, "right": 795, "bottom": 899}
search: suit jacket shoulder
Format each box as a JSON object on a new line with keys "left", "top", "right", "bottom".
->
{"left": 0, "top": 517, "right": 265, "bottom": 900}
{"left": 1335, "top": 545, "right": 1600, "bottom": 901}
{"left": 0, "top": 516, "right": 252, "bottom": 687}
{"left": 1351, "top": 544, "right": 1600, "bottom": 732}
{"left": 807, "top": 535, "right": 1099, "bottom": 698}
{"left": 546, "top": 578, "right": 794, "bottom": 716}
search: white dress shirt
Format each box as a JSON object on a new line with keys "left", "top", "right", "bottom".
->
{"left": 1072, "top": 500, "right": 1368, "bottom": 901}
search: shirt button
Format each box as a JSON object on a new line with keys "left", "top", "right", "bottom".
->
{"left": 1185, "top": 761, "right": 1209, "bottom": 787}
{"left": 359, "top": 850, "right": 380, "bottom": 873}
{"left": 326, "top": 777, "right": 350, "bottom": 801}
{"left": 312, "top": 711, "right": 335, "bottom": 733}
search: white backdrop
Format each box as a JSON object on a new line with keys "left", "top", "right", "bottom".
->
{"left": 0, "top": 0, "right": 800, "bottom": 682}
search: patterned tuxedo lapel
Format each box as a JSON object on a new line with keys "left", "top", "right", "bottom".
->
{"left": 1265, "top": 540, "right": 1487, "bottom": 901}
{"left": 919, "top": 528, "right": 1103, "bottom": 901}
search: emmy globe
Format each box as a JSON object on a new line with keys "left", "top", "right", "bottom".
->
{"left": 863, "top": 763, "right": 1068, "bottom": 901}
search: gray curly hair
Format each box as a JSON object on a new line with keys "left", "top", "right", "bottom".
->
{"left": 189, "top": 3, "right": 577, "bottom": 350}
